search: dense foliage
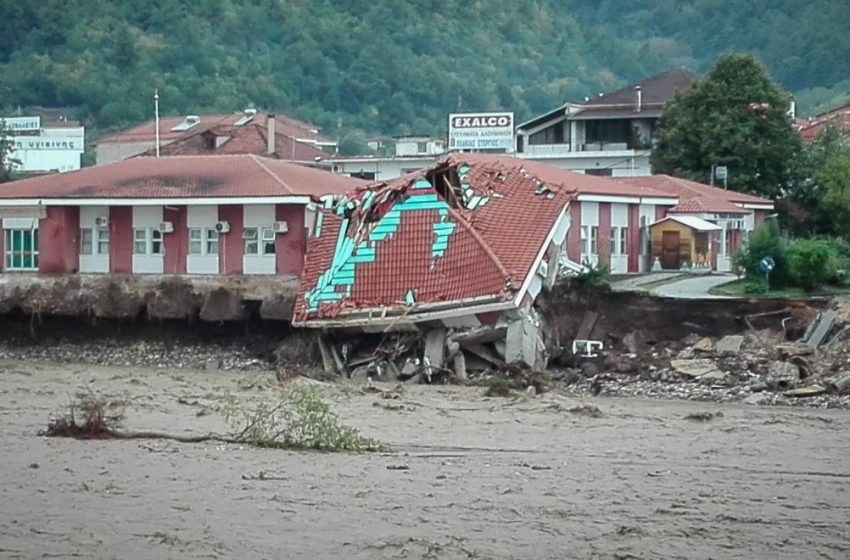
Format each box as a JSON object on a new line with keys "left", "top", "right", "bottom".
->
{"left": 651, "top": 54, "right": 803, "bottom": 198}
{"left": 0, "top": 0, "right": 848, "bottom": 141}
{"left": 736, "top": 221, "right": 848, "bottom": 293}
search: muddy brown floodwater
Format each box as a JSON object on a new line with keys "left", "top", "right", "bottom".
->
{"left": 0, "top": 359, "right": 848, "bottom": 559}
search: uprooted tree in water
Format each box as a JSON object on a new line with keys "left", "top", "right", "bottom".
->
{"left": 43, "top": 385, "right": 382, "bottom": 452}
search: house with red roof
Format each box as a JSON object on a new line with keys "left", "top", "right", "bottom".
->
{"left": 797, "top": 101, "right": 850, "bottom": 143}
{"left": 95, "top": 110, "right": 337, "bottom": 165}
{"left": 0, "top": 154, "right": 365, "bottom": 277}
{"left": 616, "top": 175, "right": 773, "bottom": 272}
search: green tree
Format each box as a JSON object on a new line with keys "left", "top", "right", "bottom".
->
{"left": 780, "top": 123, "right": 850, "bottom": 236}
{"left": 0, "top": 124, "right": 20, "bottom": 183}
{"left": 651, "top": 53, "right": 803, "bottom": 198}
{"left": 815, "top": 151, "right": 850, "bottom": 238}
{"left": 734, "top": 219, "right": 790, "bottom": 287}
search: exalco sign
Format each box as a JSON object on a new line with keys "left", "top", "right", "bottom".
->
{"left": 450, "top": 114, "right": 512, "bottom": 128}
{"left": 448, "top": 112, "right": 514, "bottom": 153}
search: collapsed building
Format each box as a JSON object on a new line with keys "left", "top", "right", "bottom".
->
{"left": 291, "top": 153, "right": 775, "bottom": 380}
{"left": 292, "top": 154, "right": 605, "bottom": 376}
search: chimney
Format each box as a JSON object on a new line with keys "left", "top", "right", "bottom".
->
{"left": 267, "top": 114, "right": 275, "bottom": 154}
{"left": 635, "top": 85, "right": 642, "bottom": 113}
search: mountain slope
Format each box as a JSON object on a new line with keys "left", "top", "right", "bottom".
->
{"left": 0, "top": 0, "right": 847, "bottom": 138}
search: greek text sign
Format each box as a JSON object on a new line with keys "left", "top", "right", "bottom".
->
{"left": 0, "top": 116, "right": 41, "bottom": 132}
{"left": 448, "top": 112, "right": 514, "bottom": 152}
{"left": 12, "top": 136, "right": 83, "bottom": 151}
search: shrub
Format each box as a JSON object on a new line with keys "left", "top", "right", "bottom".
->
{"left": 574, "top": 261, "right": 609, "bottom": 289}
{"left": 483, "top": 376, "right": 512, "bottom": 397}
{"left": 222, "top": 383, "right": 382, "bottom": 452}
{"left": 735, "top": 220, "right": 789, "bottom": 287}
{"left": 788, "top": 238, "right": 834, "bottom": 292}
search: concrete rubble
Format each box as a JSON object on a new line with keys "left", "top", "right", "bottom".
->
{"left": 553, "top": 297, "right": 850, "bottom": 409}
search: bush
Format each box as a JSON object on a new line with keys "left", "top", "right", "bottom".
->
{"left": 735, "top": 220, "right": 790, "bottom": 287}
{"left": 574, "top": 261, "right": 609, "bottom": 289}
{"left": 222, "top": 383, "right": 382, "bottom": 452}
{"left": 788, "top": 238, "right": 834, "bottom": 292}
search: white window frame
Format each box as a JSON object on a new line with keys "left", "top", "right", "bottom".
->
{"left": 81, "top": 228, "right": 94, "bottom": 255}
{"left": 206, "top": 228, "right": 219, "bottom": 255}
{"left": 610, "top": 226, "right": 627, "bottom": 256}
{"left": 244, "top": 226, "right": 275, "bottom": 256}
{"left": 133, "top": 228, "right": 163, "bottom": 255}
{"left": 4, "top": 227, "right": 39, "bottom": 271}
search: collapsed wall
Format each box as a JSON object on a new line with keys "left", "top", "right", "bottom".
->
{"left": 0, "top": 274, "right": 298, "bottom": 322}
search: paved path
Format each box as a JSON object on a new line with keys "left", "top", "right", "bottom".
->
{"left": 609, "top": 272, "right": 682, "bottom": 292}
{"left": 649, "top": 273, "right": 736, "bottom": 299}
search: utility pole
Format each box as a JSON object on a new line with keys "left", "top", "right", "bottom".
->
{"left": 154, "top": 90, "right": 161, "bottom": 158}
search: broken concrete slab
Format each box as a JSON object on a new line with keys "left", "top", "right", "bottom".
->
{"left": 743, "top": 392, "right": 771, "bottom": 405}
{"left": 423, "top": 328, "right": 447, "bottom": 370}
{"left": 453, "top": 352, "right": 468, "bottom": 381}
{"left": 670, "top": 359, "right": 724, "bottom": 379}
{"left": 776, "top": 342, "right": 814, "bottom": 358}
{"left": 715, "top": 335, "right": 744, "bottom": 356}
{"left": 506, "top": 311, "right": 546, "bottom": 371}
{"left": 692, "top": 337, "right": 715, "bottom": 353}
{"left": 804, "top": 310, "right": 837, "bottom": 348}
{"left": 452, "top": 326, "right": 508, "bottom": 347}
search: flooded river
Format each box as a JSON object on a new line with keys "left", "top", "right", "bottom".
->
{"left": 0, "top": 359, "right": 848, "bottom": 559}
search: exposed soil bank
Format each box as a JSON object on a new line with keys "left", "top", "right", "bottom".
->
{"left": 540, "top": 284, "right": 827, "bottom": 346}
{"left": 0, "top": 274, "right": 298, "bottom": 322}
{"left": 1, "top": 363, "right": 848, "bottom": 559}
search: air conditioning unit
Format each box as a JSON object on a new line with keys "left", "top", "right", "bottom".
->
{"left": 214, "top": 221, "right": 230, "bottom": 233}
{"left": 94, "top": 216, "right": 108, "bottom": 227}
{"left": 158, "top": 221, "right": 174, "bottom": 233}
{"left": 273, "top": 220, "right": 289, "bottom": 234}
{"left": 261, "top": 228, "right": 276, "bottom": 242}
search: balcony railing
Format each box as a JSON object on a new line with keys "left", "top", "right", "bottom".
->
{"left": 523, "top": 143, "right": 571, "bottom": 156}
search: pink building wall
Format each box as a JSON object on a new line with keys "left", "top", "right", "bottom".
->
{"left": 163, "top": 206, "right": 188, "bottom": 274}
{"left": 109, "top": 206, "right": 133, "bottom": 273}
{"left": 39, "top": 206, "right": 79, "bottom": 273}
{"left": 218, "top": 205, "right": 244, "bottom": 275}
{"left": 275, "top": 204, "right": 306, "bottom": 276}
{"left": 597, "top": 202, "right": 611, "bottom": 267}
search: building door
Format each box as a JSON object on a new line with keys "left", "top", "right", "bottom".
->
{"left": 661, "top": 231, "right": 680, "bottom": 270}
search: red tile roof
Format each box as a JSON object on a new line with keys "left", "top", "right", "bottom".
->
{"left": 138, "top": 122, "right": 327, "bottom": 162}
{"left": 798, "top": 102, "right": 850, "bottom": 143}
{"left": 97, "top": 112, "right": 333, "bottom": 146}
{"left": 0, "top": 154, "right": 365, "bottom": 200}
{"left": 584, "top": 69, "right": 699, "bottom": 108}
{"left": 294, "top": 154, "right": 602, "bottom": 322}
{"left": 615, "top": 174, "right": 773, "bottom": 212}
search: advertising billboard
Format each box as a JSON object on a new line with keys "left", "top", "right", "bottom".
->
{"left": 448, "top": 112, "right": 514, "bottom": 153}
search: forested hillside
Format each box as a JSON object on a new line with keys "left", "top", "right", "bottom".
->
{"left": 0, "top": 0, "right": 848, "bottom": 140}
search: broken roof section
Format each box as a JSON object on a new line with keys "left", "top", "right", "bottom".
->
{"left": 293, "top": 154, "right": 579, "bottom": 327}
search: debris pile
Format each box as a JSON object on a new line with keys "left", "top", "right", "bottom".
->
{"left": 312, "top": 311, "right": 549, "bottom": 390}
{"left": 555, "top": 299, "right": 850, "bottom": 409}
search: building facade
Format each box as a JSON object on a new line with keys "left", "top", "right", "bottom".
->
{"left": 514, "top": 69, "right": 699, "bottom": 177}
{"left": 0, "top": 155, "right": 365, "bottom": 277}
